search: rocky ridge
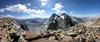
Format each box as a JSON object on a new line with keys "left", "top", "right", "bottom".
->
{"left": 0, "top": 13, "right": 100, "bottom": 42}
{"left": 47, "top": 13, "right": 75, "bottom": 30}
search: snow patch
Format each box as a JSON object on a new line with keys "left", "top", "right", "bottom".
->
{"left": 61, "top": 15, "right": 64, "bottom": 19}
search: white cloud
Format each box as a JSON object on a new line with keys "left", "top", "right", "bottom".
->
{"left": 52, "top": 3, "right": 66, "bottom": 15}
{"left": 53, "top": 3, "right": 63, "bottom": 10}
{"left": 5, "top": 15, "right": 14, "bottom": 17}
{"left": 0, "top": 4, "right": 27, "bottom": 13}
{"left": 0, "top": 4, "right": 48, "bottom": 18}
{"left": 25, "top": 9, "right": 46, "bottom": 18}
{"left": 40, "top": 0, "right": 48, "bottom": 6}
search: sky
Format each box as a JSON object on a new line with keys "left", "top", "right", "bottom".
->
{"left": 0, "top": 0, "right": 100, "bottom": 19}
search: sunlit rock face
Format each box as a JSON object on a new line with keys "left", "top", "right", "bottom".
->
{"left": 0, "top": 17, "right": 22, "bottom": 42}
{"left": 47, "top": 13, "right": 75, "bottom": 30}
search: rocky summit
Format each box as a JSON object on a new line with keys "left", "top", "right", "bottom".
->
{"left": 0, "top": 13, "right": 100, "bottom": 42}
{"left": 47, "top": 13, "right": 75, "bottom": 30}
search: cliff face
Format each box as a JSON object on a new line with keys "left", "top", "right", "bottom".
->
{"left": 47, "top": 13, "right": 75, "bottom": 30}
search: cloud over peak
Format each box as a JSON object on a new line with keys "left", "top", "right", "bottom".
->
{"left": 53, "top": 3, "right": 63, "bottom": 10}
{"left": 52, "top": 3, "right": 65, "bottom": 15}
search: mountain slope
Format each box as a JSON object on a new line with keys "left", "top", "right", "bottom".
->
{"left": 47, "top": 13, "right": 75, "bottom": 30}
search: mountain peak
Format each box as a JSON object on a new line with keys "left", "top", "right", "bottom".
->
{"left": 49, "top": 13, "right": 59, "bottom": 21}
{"left": 47, "top": 13, "right": 75, "bottom": 30}
{"left": 60, "top": 13, "right": 70, "bottom": 19}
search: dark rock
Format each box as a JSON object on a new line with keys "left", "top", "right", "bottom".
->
{"left": 47, "top": 20, "right": 58, "bottom": 30}
{"left": 10, "top": 33, "right": 20, "bottom": 42}
{"left": 20, "top": 24, "right": 29, "bottom": 31}
{"left": 57, "top": 13, "right": 74, "bottom": 29}
{"left": 47, "top": 13, "right": 59, "bottom": 30}
{"left": 47, "top": 13, "right": 75, "bottom": 30}
{"left": 49, "top": 13, "right": 58, "bottom": 21}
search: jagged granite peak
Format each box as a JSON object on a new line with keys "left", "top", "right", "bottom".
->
{"left": 49, "top": 13, "right": 59, "bottom": 21}
{"left": 57, "top": 13, "right": 75, "bottom": 29}
{"left": 47, "top": 13, "right": 75, "bottom": 30}
{"left": 60, "top": 13, "right": 70, "bottom": 19}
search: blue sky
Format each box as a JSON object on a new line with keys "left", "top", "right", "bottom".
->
{"left": 0, "top": 0, "right": 100, "bottom": 19}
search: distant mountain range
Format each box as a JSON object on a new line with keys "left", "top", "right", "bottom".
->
{"left": 1, "top": 13, "right": 100, "bottom": 32}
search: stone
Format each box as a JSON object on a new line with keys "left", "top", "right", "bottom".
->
{"left": 61, "top": 36, "right": 76, "bottom": 42}
{"left": 48, "top": 36, "right": 55, "bottom": 40}
{"left": 0, "top": 37, "right": 10, "bottom": 42}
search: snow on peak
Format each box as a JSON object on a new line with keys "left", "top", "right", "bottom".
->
{"left": 60, "top": 15, "right": 64, "bottom": 19}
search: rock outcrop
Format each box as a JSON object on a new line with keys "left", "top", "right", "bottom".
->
{"left": 0, "top": 17, "right": 28, "bottom": 42}
{"left": 47, "top": 13, "right": 75, "bottom": 30}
